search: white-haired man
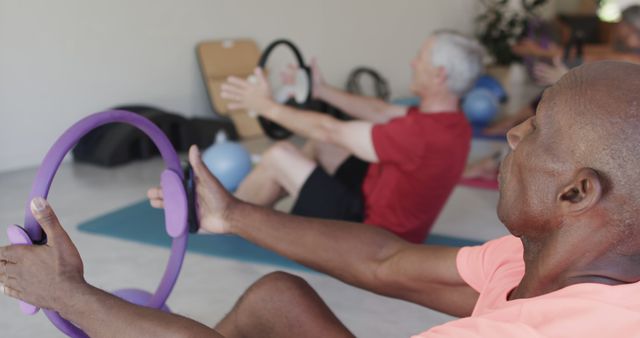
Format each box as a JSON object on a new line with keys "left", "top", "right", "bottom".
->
{"left": 216, "top": 31, "right": 484, "bottom": 243}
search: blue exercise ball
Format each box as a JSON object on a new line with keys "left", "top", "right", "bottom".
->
{"left": 474, "top": 75, "right": 508, "bottom": 103}
{"left": 462, "top": 88, "right": 499, "bottom": 126}
{"left": 202, "top": 132, "right": 252, "bottom": 192}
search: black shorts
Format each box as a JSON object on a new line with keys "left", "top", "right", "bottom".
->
{"left": 291, "top": 156, "right": 369, "bottom": 222}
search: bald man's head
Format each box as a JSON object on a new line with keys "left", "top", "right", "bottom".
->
{"left": 499, "top": 61, "right": 640, "bottom": 251}
{"left": 550, "top": 62, "right": 640, "bottom": 201}
{"left": 554, "top": 62, "right": 640, "bottom": 248}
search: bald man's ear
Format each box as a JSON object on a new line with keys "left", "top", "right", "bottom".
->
{"left": 558, "top": 168, "right": 602, "bottom": 215}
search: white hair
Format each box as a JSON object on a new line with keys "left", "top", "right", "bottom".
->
{"left": 430, "top": 31, "right": 485, "bottom": 96}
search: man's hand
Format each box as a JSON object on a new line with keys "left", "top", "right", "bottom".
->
{"left": 512, "top": 39, "right": 561, "bottom": 58}
{"left": 221, "top": 67, "right": 274, "bottom": 113}
{"left": 533, "top": 56, "right": 568, "bottom": 86}
{"left": 147, "top": 145, "right": 238, "bottom": 234}
{"left": 279, "top": 58, "right": 326, "bottom": 100}
{"left": 309, "top": 58, "right": 326, "bottom": 99}
{"left": 0, "top": 197, "right": 85, "bottom": 311}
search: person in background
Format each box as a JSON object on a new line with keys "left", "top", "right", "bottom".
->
{"left": 219, "top": 31, "right": 484, "bottom": 243}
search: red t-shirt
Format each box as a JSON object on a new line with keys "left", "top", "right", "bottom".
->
{"left": 362, "top": 107, "right": 471, "bottom": 243}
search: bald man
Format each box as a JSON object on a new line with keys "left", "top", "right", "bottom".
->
{"left": 3, "top": 61, "right": 640, "bottom": 337}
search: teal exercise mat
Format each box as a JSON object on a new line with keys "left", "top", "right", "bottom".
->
{"left": 77, "top": 200, "right": 483, "bottom": 271}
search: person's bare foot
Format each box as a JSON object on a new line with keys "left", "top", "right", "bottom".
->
{"left": 463, "top": 154, "right": 500, "bottom": 181}
{"left": 483, "top": 105, "right": 534, "bottom": 136}
{"left": 483, "top": 117, "right": 520, "bottom": 136}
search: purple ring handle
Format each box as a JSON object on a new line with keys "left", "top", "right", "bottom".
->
{"left": 15, "top": 110, "right": 188, "bottom": 338}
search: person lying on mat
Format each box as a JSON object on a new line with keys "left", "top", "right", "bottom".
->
{"left": 218, "top": 30, "right": 484, "bottom": 243}
{"left": 5, "top": 60, "right": 640, "bottom": 337}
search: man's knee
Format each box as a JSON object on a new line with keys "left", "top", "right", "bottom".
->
{"left": 241, "top": 271, "right": 309, "bottom": 304}
{"left": 231, "top": 272, "right": 310, "bottom": 324}
{"left": 257, "top": 142, "right": 318, "bottom": 195}
{"left": 218, "top": 272, "right": 310, "bottom": 336}
{"left": 263, "top": 141, "right": 301, "bottom": 165}
{"left": 222, "top": 271, "right": 352, "bottom": 337}
{"left": 261, "top": 141, "right": 314, "bottom": 175}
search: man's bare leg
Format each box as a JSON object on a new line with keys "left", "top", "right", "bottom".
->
{"left": 303, "top": 140, "right": 351, "bottom": 175}
{"left": 236, "top": 141, "right": 317, "bottom": 207}
{"left": 215, "top": 271, "right": 355, "bottom": 338}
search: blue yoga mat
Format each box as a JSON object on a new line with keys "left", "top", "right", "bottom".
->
{"left": 78, "top": 201, "right": 483, "bottom": 272}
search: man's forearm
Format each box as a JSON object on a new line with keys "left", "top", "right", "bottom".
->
{"left": 59, "top": 283, "right": 222, "bottom": 338}
{"left": 226, "top": 201, "right": 405, "bottom": 290}
{"left": 316, "top": 85, "right": 400, "bottom": 123}
{"left": 261, "top": 102, "right": 339, "bottom": 143}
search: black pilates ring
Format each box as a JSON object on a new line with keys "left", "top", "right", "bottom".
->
{"left": 346, "top": 67, "right": 390, "bottom": 101}
{"left": 257, "top": 39, "right": 313, "bottom": 140}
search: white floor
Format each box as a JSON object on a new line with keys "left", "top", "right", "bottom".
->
{"left": 0, "top": 78, "right": 540, "bottom": 337}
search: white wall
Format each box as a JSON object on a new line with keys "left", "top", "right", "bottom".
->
{"left": 0, "top": 0, "right": 477, "bottom": 172}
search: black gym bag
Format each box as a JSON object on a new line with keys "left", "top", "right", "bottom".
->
{"left": 72, "top": 105, "right": 237, "bottom": 167}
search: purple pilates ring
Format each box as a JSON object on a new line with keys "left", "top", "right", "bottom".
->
{"left": 7, "top": 110, "right": 189, "bottom": 338}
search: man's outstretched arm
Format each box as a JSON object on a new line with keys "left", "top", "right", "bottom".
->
{"left": 221, "top": 68, "right": 379, "bottom": 163}
{"left": 315, "top": 84, "right": 407, "bottom": 123}
{"left": 225, "top": 202, "right": 478, "bottom": 317}
{"left": 284, "top": 60, "right": 406, "bottom": 123}
{"left": 152, "top": 146, "right": 480, "bottom": 317}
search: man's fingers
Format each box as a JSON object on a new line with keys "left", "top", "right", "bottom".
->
{"left": 0, "top": 260, "right": 13, "bottom": 281}
{"left": 0, "top": 271, "right": 22, "bottom": 295}
{"left": 221, "top": 83, "right": 245, "bottom": 95}
{"left": 149, "top": 199, "right": 164, "bottom": 209}
{"left": 30, "top": 198, "right": 65, "bottom": 242}
{"left": 220, "top": 91, "right": 243, "bottom": 102}
{"left": 0, "top": 246, "right": 25, "bottom": 264}
{"left": 147, "top": 187, "right": 163, "bottom": 200}
{"left": 226, "top": 76, "right": 249, "bottom": 88}
{"left": 147, "top": 187, "right": 165, "bottom": 209}
{"left": 227, "top": 103, "right": 245, "bottom": 111}
{"left": 188, "top": 145, "right": 208, "bottom": 178}
{"left": 4, "top": 261, "right": 17, "bottom": 277}
{"left": 254, "top": 67, "right": 267, "bottom": 83}
{"left": 188, "top": 145, "right": 223, "bottom": 190}
{"left": 1, "top": 284, "right": 21, "bottom": 300}
{"left": 280, "top": 71, "right": 295, "bottom": 84}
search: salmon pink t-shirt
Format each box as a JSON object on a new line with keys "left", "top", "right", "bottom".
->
{"left": 412, "top": 236, "right": 640, "bottom": 337}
